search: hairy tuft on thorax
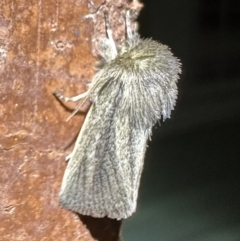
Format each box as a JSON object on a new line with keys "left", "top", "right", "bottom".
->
{"left": 89, "top": 38, "right": 181, "bottom": 134}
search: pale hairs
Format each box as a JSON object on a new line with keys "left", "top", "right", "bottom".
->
{"left": 54, "top": 10, "right": 181, "bottom": 220}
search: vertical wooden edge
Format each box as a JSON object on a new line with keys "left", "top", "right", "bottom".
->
{"left": 0, "top": 0, "right": 143, "bottom": 240}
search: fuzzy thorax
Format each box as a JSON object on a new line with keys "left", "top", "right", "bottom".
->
{"left": 89, "top": 38, "right": 181, "bottom": 133}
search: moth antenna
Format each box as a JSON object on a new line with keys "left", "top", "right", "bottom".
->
{"left": 103, "top": 11, "right": 118, "bottom": 57}
{"left": 124, "top": 10, "right": 133, "bottom": 39}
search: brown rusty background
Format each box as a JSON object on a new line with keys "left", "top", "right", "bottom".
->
{"left": 0, "top": 0, "right": 142, "bottom": 240}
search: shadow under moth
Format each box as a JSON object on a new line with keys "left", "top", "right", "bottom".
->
{"left": 54, "top": 10, "right": 181, "bottom": 220}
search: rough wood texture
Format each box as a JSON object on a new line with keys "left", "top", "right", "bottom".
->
{"left": 0, "top": 0, "right": 142, "bottom": 240}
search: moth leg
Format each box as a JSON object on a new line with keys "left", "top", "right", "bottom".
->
{"left": 103, "top": 11, "right": 118, "bottom": 57}
{"left": 83, "top": 1, "right": 106, "bottom": 22}
{"left": 53, "top": 91, "right": 89, "bottom": 102}
{"left": 65, "top": 152, "right": 73, "bottom": 162}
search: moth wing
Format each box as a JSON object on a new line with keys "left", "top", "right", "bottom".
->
{"left": 59, "top": 92, "right": 148, "bottom": 220}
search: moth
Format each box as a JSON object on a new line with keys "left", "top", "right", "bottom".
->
{"left": 54, "top": 10, "right": 181, "bottom": 220}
